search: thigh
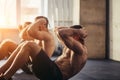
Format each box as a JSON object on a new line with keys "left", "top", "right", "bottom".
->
{"left": 22, "top": 41, "right": 41, "bottom": 59}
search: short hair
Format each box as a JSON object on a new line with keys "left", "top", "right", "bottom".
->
{"left": 70, "top": 25, "right": 84, "bottom": 44}
{"left": 70, "top": 25, "right": 82, "bottom": 29}
{"left": 34, "top": 16, "right": 49, "bottom": 27}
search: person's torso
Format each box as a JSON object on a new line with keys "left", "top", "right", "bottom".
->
{"left": 55, "top": 47, "right": 87, "bottom": 80}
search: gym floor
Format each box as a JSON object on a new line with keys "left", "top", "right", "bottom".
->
{"left": 0, "top": 59, "right": 120, "bottom": 80}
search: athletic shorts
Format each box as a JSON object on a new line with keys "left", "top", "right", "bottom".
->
{"left": 32, "top": 49, "right": 63, "bottom": 80}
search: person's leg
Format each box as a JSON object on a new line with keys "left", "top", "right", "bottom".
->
{"left": 0, "top": 42, "right": 24, "bottom": 74}
{"left": 0, "top": 39, "right": 18, "bottom": 60}
{"left": 2, "top": 41, "right": 41, "bottom": 79}
{"left": 0, "top": 40, "right": 32, "bottom": 74}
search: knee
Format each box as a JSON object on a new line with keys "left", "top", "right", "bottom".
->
{"left": 22, "top": 41, "right": 38, "bottom": 50}
{"left": 0, "top": 39, "right": 16, "bottom": 47}
{"left": 22, "top": 41, "right": 41, "bottom": 58}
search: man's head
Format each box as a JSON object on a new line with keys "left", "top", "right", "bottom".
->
{"left": 35, "top": 16, "right": 49, "bottom": 28}
{"left": 70, "top": 25, "right": 85, "bottom": 44}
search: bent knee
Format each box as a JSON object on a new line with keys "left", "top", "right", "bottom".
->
{"left": 0, "top": 39, "right": 17, "bottom": 46}
{"left": 23, "top": 41, "right": 40, "bottom": 50}
{"left": 22, "top": 41, "right": 41, "bottom": 57}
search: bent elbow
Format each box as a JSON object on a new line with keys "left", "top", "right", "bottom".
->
{"left": 58, "top": 30, "right": 66, "bottom": 38}
{"left": 27, "top": 28, "right": 35, "bottom": 37}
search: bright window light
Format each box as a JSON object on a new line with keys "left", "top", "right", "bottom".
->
{"left": 0, "top": 0, "right": 77, "bottom": 29}
{"left": 0, "top": 0, "right": 16, "bottom": 28}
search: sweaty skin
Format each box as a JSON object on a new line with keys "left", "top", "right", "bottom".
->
{"left": 55, "top": 27, "right": 88, "bottom": 80}
{"left": 0, "top": 17, "right": 55, "bottom": 80}
{"left": 27, "top": 18, "right": 55, "bottom": 57}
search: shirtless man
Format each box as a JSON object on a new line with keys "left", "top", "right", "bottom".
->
{"left": 0, "top": 16, "right": 55, "bottom": 80}
{"left": 0, "top": 16, "right": 48, "bottom": 60}
{"left": 55, "top": 25, "right": 87, "bottom": 80}
{"left": 0, "top": 16, "right": 48, "bottom": 74}
{"left": 0, "top": 24, "right": 87, "bottom": 80}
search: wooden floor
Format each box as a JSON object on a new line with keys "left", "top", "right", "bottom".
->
{"left": 0, "top": 59, "right": 120, "bottom": 80}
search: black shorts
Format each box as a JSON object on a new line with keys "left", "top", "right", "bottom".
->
{"left": 32, "top": 49, "right": 63, "bottom": 80}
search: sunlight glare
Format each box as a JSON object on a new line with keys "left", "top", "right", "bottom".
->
{"left": 0, "top": 0, "right": 16, "bottom": 28}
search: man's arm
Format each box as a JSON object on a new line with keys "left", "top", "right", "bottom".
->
{"left": 19, "top": 25, "right": 34, "bottom": 40}
{"left": 27, "top": 19, "right": 55, "bottom": 57}
{"left": 27, "top": 19, "right": 51, "bottom": 41}
{"left": 56, "top": 27, "right": 87, "bottom": 54}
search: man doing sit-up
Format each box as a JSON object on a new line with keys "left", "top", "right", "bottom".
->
{"left": 0, "top": 24, "right": 87, "bottom": 80}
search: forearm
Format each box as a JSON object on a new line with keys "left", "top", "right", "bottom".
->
{"left": 57, "top": 27, "right": 79, "bottom": 37}
{"left": 19, "top": 26, "right": 34, "bottom": 40}
{"left": 27, "top": 21, "right": 40, "bottom": 39}
{"left": 56, "top": 27, "right": 85, "bottom": 54}
{"left": 58, "top": 27, "right": 87, "bottom": 39}
{"left": 27, "top": 19, "right": 47, "bottom": 39}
